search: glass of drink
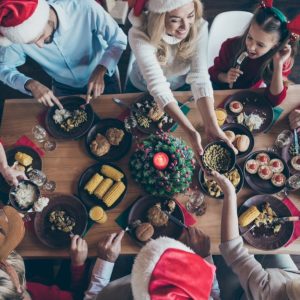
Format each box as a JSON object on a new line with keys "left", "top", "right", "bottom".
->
{"left": 275, "top": 130, "right": 292, "bottom": 149}
{"left": 185, "top": 189, "right": 207, "bottom": 216}
{"left": 28, "top": 169, "right": 56, "bottom": 192}
{"left": 32, "top": 125, "right": 56, "bottom": 151}
{"left": 286, "top": 174, "right": 300, "bottom": 192}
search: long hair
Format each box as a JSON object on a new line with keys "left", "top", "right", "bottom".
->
{"left": 144, "top": 0, "right": 203, "bottom": 65}
{"left": 232, "top": 7, "right": 299, "bottom": 84}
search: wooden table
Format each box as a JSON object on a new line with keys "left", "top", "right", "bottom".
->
{"left": 1, "top": 86, "right": 300, "bottom": 257}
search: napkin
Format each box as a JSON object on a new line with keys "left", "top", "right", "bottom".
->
{"left": 283, "top": 197, "right": 300, "bottom": 247}
{"left": 15, "top": 135, "right": 45, "bottom": 157}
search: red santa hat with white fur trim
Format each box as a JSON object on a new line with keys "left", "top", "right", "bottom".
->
{"left": 0, "top": 0, "right": 50, "bottom": 47}
{"left": 131, "top": 236, "right": 216, "bottom": 300}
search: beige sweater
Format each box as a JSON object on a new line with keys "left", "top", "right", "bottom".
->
{"left": 220, "top": 237, "right": 300, "bottom": 300}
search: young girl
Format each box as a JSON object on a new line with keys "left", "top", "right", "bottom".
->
{"left": 209, "top": 0, "right": 300, "bottom": 106}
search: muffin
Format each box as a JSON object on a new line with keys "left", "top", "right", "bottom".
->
{"left": 291, "top": 155, "right": 300, "bottom": 171}
{"left": 135, "top": 222, "right": 154, "bottom": 242}
{"left": 258, "top": 165, "right": 273, "bottom": 180}
{"left": 90, "top": 133, "right": 110, "bottom": 156}
{"left": 224, "top": 130, "right": 236, "bottom": 143}
{"left": 106, "top": 128, "right": 125, "bottom": 146}
{"left": 256, "top": 153, "right": 270, "bottom": 166}
{"left": 235, "top": 135, "right": 250, "bottom": 152}
{"left": 271, "top": 173, "right": 286, "bottom": 187}
{"left": 269, "top": 159, "right": 284, "bottom": 173}
{"left": 229, "top": 101, "right": 243, "bottom": 114}
{"left": 245, "top": 159, "right": 259, "bottom": 174}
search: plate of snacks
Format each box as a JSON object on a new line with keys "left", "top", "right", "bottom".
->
{"left": 201, "top": 140, "right": 236, "bottom": 174}
{"left": 0, "top": 146, "right": 42, "bottom": 195}
{"left": 238, "top": 195, "right": 293, "bottom": 250}
{"left": 85, "top": 118, "right": 132, "bottom": 162}
{"left": 221, "top": 123, "right": 254, "bottom": 158}
{"left": 199, "top": 164, "right": 244, "bottom": 199}
{"left": 131, "top": 93, "right": 175, "bottom": 134}
{"left": 127, "top": 195, "right": 184, "bottom": 244}
{"left": 78, "top": 163, "right": 127, "bottom": 210}
{"left": 244, "top": 151, "right": 290, "bottom": 194}
{"left": 224, "top": 91, "right": 273, "bottom": 134}
{"left": 34, "top": 194, "right": 88, "bottom": 248}
{"left": 45, "top": 96, "right": 94, "bottom": 139}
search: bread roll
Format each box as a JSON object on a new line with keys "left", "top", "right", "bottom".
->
{"left": 224, "top": 130, "right": 235, "bottom": 143}
{"left": 236, "top": 135, "right": 250, "bottom": 152}
{"left": 135, "top": 223, "right": 154, "bottom": 242}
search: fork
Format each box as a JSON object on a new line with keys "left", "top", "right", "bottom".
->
{"left": 124, "top": 219, "right": 142, "bottom": 232}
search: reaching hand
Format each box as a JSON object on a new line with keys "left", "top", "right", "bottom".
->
{"left": 289, "top": 108, "right": 300, "bottom": 130}
{"left": 86, "top": 65, "right": 106, "bottom": 102}
{"left": 180, "top": 227, "right": 211, "bottom": 258}
{"left": 187, "top": 130, "right": 203, "bottom": 163}
{"left": 25, "top": 80, "right": 63, "bottom": 109}
{"left": 0, "top": 166, "right": 27, "bottom": 186}
{"left": 207, "top": 170, "right": 236, "bottom": 198}
{"left": 226, "top": 68, "right": 243, "bottom": 84}
{"left": 97, "top": 231, "right": 124, "bottom": 263}
{"left": 273, "top": 44, "right": 292, "bottom": 67}
{"left": 70, "top": 235, "right": 88, "bottom": 266}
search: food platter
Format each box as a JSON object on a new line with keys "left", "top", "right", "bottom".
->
{"left": 224, "top": 91, "right": 273, "bottom": 134}
{"left": 85, "top": 118, "right": 132, "bottom": 162}
{"left": 45, "top": 96, "right": 94, "bottom": 139}
{"left": 238, "top": 195, "right": 294, "bottom": 250}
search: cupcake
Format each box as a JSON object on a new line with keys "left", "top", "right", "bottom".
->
{"left": 269, "top": 158, "right": 284, "bottom": 173}
{"left": 258, "top": 165, "right": 273, "bottom": 180}
{"left": 229, "top": 101, "right": 243, "bottom": 114}
{"left": 256, "top": 153, "right": 270, "bottom": 166}
{"left": 291, "top": 155, "right": 300, "bottom": 171}
{"left": 271, "top": 173, "right": 286, "bottom": 187}
{"left": 245, "top": 159, "right": 259, "bottom": 174}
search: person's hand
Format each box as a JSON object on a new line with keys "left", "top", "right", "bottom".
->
{"left": 0, "top": 166, "right": 27, "bottom": 186}
{"left": 207, "top": 170, "right": 236, "bottom": 198}
{"left": 86, "top": 65, "right": 106, "bottom": 103}
{"left": 289, "top": 108, "right": 300, "bottom": 130}
{"left": 225, "top": 68, "right": 243, "bottom": 84}
{"left": 187, "top": 129, "right": 203, "bottom": 163}
{"left": 273, "top": 44, "right": 292, "bottom": 67}
{"left": 97, "top": 231, "right": 124, "bottom": 263}
{"left": 70, "top": 235, "right": 88, "bottom": 266}
{"left": 25, "top": 79, "right": 63, "bottom": 109}
{"left": 179, "top": 227, "right": 210, "bottom": 258}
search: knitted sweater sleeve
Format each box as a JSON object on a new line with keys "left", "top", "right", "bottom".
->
{"left": 186, "top": 20, "right": 214, "bottom": 101}
{"left": 128, "top": 27, "right": 177, "bottom": 110}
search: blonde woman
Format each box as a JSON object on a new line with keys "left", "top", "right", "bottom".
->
{"left": 127, "top": 0, "right": 234, "bottom": 161}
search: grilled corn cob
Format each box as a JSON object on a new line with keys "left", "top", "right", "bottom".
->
{"left": 101, "top": 165, "right": 124, "bottom": 181}
{"left": 84, "top": 173, "right": 104, "bottom": 195}
{"left": 239, "top": 206, "right": 261, "bottom": 227}
{"left": 93, "top": 178, "right": 113, "bottom": 199}
{"left": 103, "top": 181, "right": 126, "bottom": 207}
{"left": 15, "top": 152, "right": 33, "bottom": 167}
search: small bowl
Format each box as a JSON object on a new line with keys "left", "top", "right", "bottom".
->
{"left": 201, "top": 140, "right": 236, "bottom": 174}
{"left": 9, "top": 180, "right": 40, "bottom": 213}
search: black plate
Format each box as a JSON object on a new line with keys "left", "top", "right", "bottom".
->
{"left": 0, "top": 146, "right": 42, "bottom": 195}
{"left": 224, "top": 91, "right": 274, "bottom": 134}
{"left": 77, "top": 162, "right": 127, "bottom": 210}
{"left": 85, "top": 118, "right": 132, "bottom": 162}
{"left": 132, "top": 93, "right": 176, "bottom": 134}
{"left": 239, "top": 195, "right": 294, "bottom": 250}
{"left": 198, "top": 164, "right": 244, "bottom": 199}
{"left": 244, "top": 150, "right": 290, "bottom": 194}
{"left": 45, "top": 96, "right": 94, "bottom": 139}
{"left": 34, "top": 194, "right": 88, "bottom": 248}
{"left": 127, "top": 195, "right": 184, "bottom": 244}
{"left": 221, "top": 123, "right": 254, "bottom": 158}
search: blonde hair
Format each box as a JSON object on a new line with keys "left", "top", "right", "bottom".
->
{"left": 0, "top": 252, "right": 26, "bottom": 300}
{"left": 145, "top": 0, "right": 203, "bottom": 65}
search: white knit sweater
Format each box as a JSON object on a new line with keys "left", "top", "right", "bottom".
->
{"left": 128, "top": 10, "right": 214, "bottom": 109}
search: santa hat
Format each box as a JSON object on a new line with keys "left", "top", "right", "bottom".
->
{"left": 131, "top": 236, "right": 216, "bottom": 300}
{"left": 286, "top": 279, "right": 300, "bottom": 300}
{"left": 147, "top": 0, "right": 193, "bottom": 14}
{"left": 0, "top": 0, "right": 50, "bottom": 47}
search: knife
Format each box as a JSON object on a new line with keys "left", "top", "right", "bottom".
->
{"left": 229, "top": 51, "right": 248, "bottom": 89}
{"left": 294, "top": 129, "right": 299, "bottom": 155}
{"left": 162, "top": 210, "right": 188, "bottom": 229}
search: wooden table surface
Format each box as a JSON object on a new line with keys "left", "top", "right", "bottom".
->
{"left": 1, "top": 86, "right": 300, "bottom": 258}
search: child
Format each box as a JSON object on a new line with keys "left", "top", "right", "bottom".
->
{"left": 209, "top": 0, "right": 300, "bottom": 106}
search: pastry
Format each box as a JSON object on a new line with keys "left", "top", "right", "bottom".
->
{"left": 291, "top": 155, "right": 300, "bottom": 171}
{"left": 256, "top": 153, "right": 270, "bottom": 166}
{"left": 245, "top": 159, "right": 259, "bottom": 174}
{"left": 224, "top": 130, "right": 236, "bottom": 143}
{"left": 229, "top": 101, "right": 243, "bottom": 114}
{"left": 147, "top": 203, "right": 168, "bottom": 227}
{"left": 269, "top": 159, "right": 284, "bottom": 173}
{"left": 135, "top": 222, "right": 154, "bottom": 242}
{"left": 15, "top": 152, "right": 33, "bottom": 167}
{"left": 258, "top": 165, "right": 273, "bottom": 180}
{"left": 148, "top": 103, "right": 164, "bottom": 121}
{"left": 271, "top": 173, "right": 286, "bottom": 187}
{"left": 106, "top": 128, "right": 125, "bottom": 146}
{"left": 90, "top": 133, "right": 111, "bottom": 157}
{"left": 235, "top": 135, "right": 250, "bottom": 152}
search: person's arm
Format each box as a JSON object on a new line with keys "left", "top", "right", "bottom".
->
{"left": 84, "top": 231, "right": 124, "bottom": 300}
{"left": 289, "top": 108, "right": 300, "bottom": 130}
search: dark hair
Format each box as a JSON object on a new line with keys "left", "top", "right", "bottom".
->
{"left": 232, "top": 7, "right": 299, "bottom": 84}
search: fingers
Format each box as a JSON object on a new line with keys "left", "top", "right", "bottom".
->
{"left": 113, "top": 230, "right": 124, "bottom": 244}
{"left": 106, "top": 232, "right": 117, "bottom": 245}
{"left": 87, "top": 84, "right": 93, "bottom": 103}
{"left": 52, "top": 96, "right": 63, "bottom": 110}
{"left": 71, "top": 235, "right": 80, "bottom": 250}
{"left": 228, "top": 68, "right": 243, "bottom": 83}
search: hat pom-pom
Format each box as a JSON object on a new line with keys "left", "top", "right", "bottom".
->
{"left": 128, "top": 9, "right": 146, "bottom": 27}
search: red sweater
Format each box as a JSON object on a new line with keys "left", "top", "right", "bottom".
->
{"left": 27, "top": 264, "right": 85, "bottom": 300}
{"left": 209, "top": 37, "right": 292, "bottom": 106}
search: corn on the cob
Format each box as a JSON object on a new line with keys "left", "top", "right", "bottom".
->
{"left": 15, "top": 152, "right": 33, "bottom": 167}
{"left": 103, "top": 181, "right": 125, "bottom": 207}
{"left": 93, "top": 178, "right": 113, "bottom": 199}
{"left": 84, "top": 173, "right": 104, "bottom": 195}
{"left": 239, "top": 206, "right": 261, "bottom": 227}
{"left": 101, "top": 165, "right": 124, "bottom": 181}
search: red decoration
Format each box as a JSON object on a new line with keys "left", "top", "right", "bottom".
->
{"left": 287, "top": 15, "right": 300, "bottom": 36}
{"left": 153, "top": 152, "right": 169, "bottom": 170}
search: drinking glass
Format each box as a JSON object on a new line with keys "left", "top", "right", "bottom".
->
{"left": 275, "top": 130, "right": 292, "bottom": 148}
{"left": 28, "top": 169, "right": 56, "bottom": 192}
{"left": 286, "top": 174, "right": 300, "bottom": 192}
{"left": 32, "top": 125, "right": 56, "bottom": 151}
{"left": 185, "top": 189, "right": 207, "bottom": 216}
{"left": 124, "top": 114, "right": 139, "bottom": 141}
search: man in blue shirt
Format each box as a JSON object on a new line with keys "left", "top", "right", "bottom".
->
{"left": 0, "top": 0, "right": 127, "bottom": 108}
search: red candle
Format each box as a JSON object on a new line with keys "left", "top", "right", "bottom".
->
{"left": 153, "top": 152, "right": 169, "bottom": 170}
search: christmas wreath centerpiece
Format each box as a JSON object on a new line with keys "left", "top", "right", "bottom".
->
{"left": 129, "top": 133, "right": 196, "bottom": 196}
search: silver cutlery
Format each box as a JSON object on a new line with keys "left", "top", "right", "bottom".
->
{"left": 229, "top": 51, "right": 248, "bottom": 89}
{"left": 162, "top": 210, "right": 188, "bottom": 229}
{"left": 294, "top": 129, "right": 299, "bottom": 155}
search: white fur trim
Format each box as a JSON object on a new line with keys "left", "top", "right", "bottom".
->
{"left": 128, "top": 9, "right": 146, "bottom": 27}
{"left": 131, "top": 237, "right": 194, "bottom": 300}
{"left": 0, "top": 0, "right": 50, "bottom": 45}
{"left": 0, "top": 35, "right": 12, "bottom": 47}
{"left": 286, "top": 279, "right": 300, "bottom": 300}
{"left": 148, "top": 0, "right": 193, "bottom": 13}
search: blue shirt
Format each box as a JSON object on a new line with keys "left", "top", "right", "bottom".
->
{"left": 0, "top": 0, "right": 127, "bottom": 95}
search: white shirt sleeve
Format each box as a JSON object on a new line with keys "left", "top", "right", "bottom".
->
{"left": 204, "top": 255, "right": 221, "bottom": 300}
{"left": 84, "top": 258, "right": 115, "bottom": 300}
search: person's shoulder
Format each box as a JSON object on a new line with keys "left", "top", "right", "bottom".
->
{"left": 50, "top": 0, "right": 99, "bottom": 11}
